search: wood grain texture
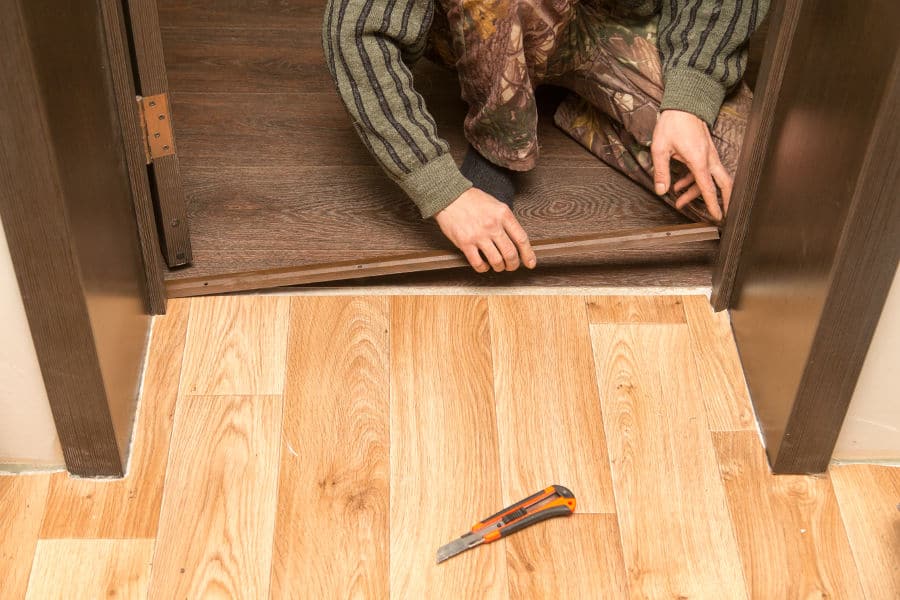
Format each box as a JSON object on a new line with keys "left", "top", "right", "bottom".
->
{"left": 727, "top": 1, "right": 900, "bottom": 472}
{"left": 831, "top": 464, "right": 900, "bottom": 600}
{"left": 489, "top": 296, "right": 614, "bottom": 513}
{"left": 149, "top": 395, "right": 282, "bottom": 599}
{"left": 161, "top": 24, "right": 328, "bottom": 93}
{"left": 165, "top": 163, "right": 705, "bottom": 282}
{"left": 180, "top": 296, "right": 290, "bottom": 395}
{"left": 99, "top": 0, "right": 166, "bottom": 313}
{"left": 169, "top": 91, "right": 609, "bottom": 171}
{"left": 158, "top": 0, "right": 322, "bottom": 28}
{"left": 41, "top": 299, "right": 190, "bottom": 538}
{"left": 592, "top": 323, "right": 746, "bottom": 598}
{"left": 586, "top": 295, "right": 685, "bottom": 323}
{"left": 127, "top": 0, "right": 192, "bottom": 266}
{"left": 154, "top": 10, "right": 715, "bottom": 292}
{"left": 682, "top": 295, "right": 756, "bottom": 431}
{"left": 390, "top": 296, "right": 508, "bottom": 599}
{"left": 0, "top": 474, "right": 50, "bottom": 599}
{"left": 309, "top": 260, "right": 713, "bottom": 290}
{"left": 2, "top": 0, "right": 152, "bottom": 476}
{"left": 712, "top": 432, "right": 864, "bottom": 599}
{"left": 167, "top": 226, "right": 717, "bottom": 297}
{"left": 27, "top": 539, "right": 154, "bottom": 600}
{"left": 506, "top": 514, "right": 628, "bottom": 598}
{"left": 271, "top": 297, "right": 390, "bottom": 598}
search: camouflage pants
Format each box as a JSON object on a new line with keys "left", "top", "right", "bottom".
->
{"left": 428, "top": 0, "right": 752, "bottom": 223}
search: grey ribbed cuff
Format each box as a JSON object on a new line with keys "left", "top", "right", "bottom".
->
{"left": 661, "top": 67, "right": 727, "bottom": 128}
{"left": 399, "top": 153, "right": 473, "bottom": 219}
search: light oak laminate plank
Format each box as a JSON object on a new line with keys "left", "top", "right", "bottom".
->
{"left": 271, "top": 297, "right": 390, "bottom": 598}
{"left": 713, "top": 431, "right": 864, "bottom": 599}
{"left": 390, "top": 296, "right": 508, "bottom": 599}
{"left": 682, "top": 295, "right": 756, "bottom": 430}
{"left": 26, "top": 539, "right": 153, "bottom": 600}
{"left": 180, "top": 296, "right": 290, "bottom": 395}
{"left": 41, "top": 299, "right": 190, "bottom": 538}
{"left": 592, "top": 323, "right": 747, "bottom": 598}
{"left": 831, "top": 464, "right": 900, "bottom": 599}
{"left": 148, "top": 395, "right": 282, "bottom": 599}
{"left": 0, "top": 474, "right": 50, "bottom": 599}
{"left": 586, "top": 295, "right": 685, "bottom": 323}
{"left": 489, "top": 296, "right": 615, "bottom": 513}
{"left": 506, "top": 514, "right": 629, "bottom": 598}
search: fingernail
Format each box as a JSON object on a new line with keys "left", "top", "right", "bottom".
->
{"left": 527, "top": 259, "right": 536, "bottom": 269}
{"left": 655, "top": 183, "right": 666, "bottom": 195}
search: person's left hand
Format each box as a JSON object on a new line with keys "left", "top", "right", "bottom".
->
{"left": 650, "top": 109, "right": 732, "bottom": 222}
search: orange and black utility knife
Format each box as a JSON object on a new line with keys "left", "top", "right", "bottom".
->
{"left": 436, "top": 485, "right": 576, "bottom": 564}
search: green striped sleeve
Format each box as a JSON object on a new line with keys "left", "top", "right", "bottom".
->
{"left": 657, "top": 0, "right": 771, "bottom": 126}
{"left": 323, "top": 0, "right": 471, "bottom": 217}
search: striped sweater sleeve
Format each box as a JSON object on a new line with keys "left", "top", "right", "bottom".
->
{"left": 323, "top": 0, "right": 472, "bottom": 218}
{"left": 657, "top": 0, "right": 770, "bottom": 126}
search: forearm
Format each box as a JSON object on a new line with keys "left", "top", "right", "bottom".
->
{"left": 322, "top": 0, "right": 471, "bottom": 217}
{"left": 657, "top": 0, "right": 770, "bottom": 126}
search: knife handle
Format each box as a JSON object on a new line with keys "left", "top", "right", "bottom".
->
{"left": 472, "top": 484, "right": 576, "bottom": 543}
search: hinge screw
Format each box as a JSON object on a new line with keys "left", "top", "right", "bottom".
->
{"left": 149, "top": 100, "right": 156, "bottom": 107}
{"left": 154, "top": 132, "right": 160, "bottom": 138}
{"left": 163, "top": 145, "right": 170, "bottom": 151}
{"left": 171, "top": 218, "right": 180, "bottom": 227}
{"left": 158, "top": 114, "right": 165, "bottom": 120}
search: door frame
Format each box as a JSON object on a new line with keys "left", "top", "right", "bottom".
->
{"left": 110, "top": 0, "right": 897, "bottom": 475}
{"left": 711, "top": 0, "right": 800, "bottom": 310}
{"left": 0, "top": 0, "right": 155, "bottom": 477}
{"left": 715, "top": 0, "right": 900, "bottom": 473}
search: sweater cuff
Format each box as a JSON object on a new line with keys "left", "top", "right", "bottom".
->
{"left": 661, "top": 67, "right": 727, "bottom": 128}
{"left": 398, "top": 153, "right": 473, "bottom": 219}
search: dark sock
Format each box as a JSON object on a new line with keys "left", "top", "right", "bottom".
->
{"left": 460, "top": 146, "right": 516, "bottom": 208}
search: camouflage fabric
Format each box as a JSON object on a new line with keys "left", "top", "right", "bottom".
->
{"left": 428, "top": 0, "right": 752, "bottom": 223}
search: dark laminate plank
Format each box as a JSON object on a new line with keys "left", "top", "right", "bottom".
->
{"left": 158, "top": 0, "right": 321, "bottom": 28}
{"left": 160, "top": 23, "right": 485, "bottom": 96}
{"left": 295, "top": 260, "right": 713, "bottom": 289}
{"left": 166, "top": 225, "right": 717, "bottom": 296}
{"left": 161, "top": 24, "right": 329, "bottom": 93}
{"left": 164, "top": 164, "right": 697, "bottom": 281}
{"left": 169, "top": 90, "right": 602, "bottom": 169}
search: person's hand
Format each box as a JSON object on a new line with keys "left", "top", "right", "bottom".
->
{"left": 433, "top": 188, "right": 536, "bottom": 273}
{"left": 651, "top": 109, "right": 732, "bottom": 222}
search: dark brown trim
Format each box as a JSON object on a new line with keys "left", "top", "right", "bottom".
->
{"left": 727, "top": 0, "right": 900, "bottom": 473}
{"left": 125, "top": 0, "right": 193, "bottom": 268}
{"left": 99, "top": 0, "right": 167, "bottom": 315}
{"left": 166, "top": 224, "right": 719, "bottom": 297}
{"left": 711, "top": 0, "right": 801, "bottom": 311}
{"left": 772, "top": 55, "right": 900, "bottom": 473}
{"left": 0, "top": 0, "right": 124, "bottom": 476}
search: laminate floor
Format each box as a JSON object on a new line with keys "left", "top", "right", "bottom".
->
{"left": 4, "top": 295, "right": 896, "bottom": 599}
{"left": 157, "top": 0, "right": 714, "bottom": 291}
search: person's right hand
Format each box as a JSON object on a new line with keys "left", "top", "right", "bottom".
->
{"left": 433, "top": 188, "right": 536, "bottom": 273}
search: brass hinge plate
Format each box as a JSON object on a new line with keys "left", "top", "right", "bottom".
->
{"left": 136, "top": 93, "right": 176, "bottom": 163}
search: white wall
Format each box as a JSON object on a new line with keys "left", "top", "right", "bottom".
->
{"left": 0, "top": 215, "right": 63, "bottom": 468}
{"left": 833, "top": 264, "right": 900, "bottom": 461}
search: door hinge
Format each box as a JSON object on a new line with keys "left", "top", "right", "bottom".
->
{"left": 136, "top": 93, "right": 176, "bottom": 164}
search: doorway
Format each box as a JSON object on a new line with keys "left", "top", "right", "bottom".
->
{"left": 150, "top": 0, "right": 768, "bottom": 296}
